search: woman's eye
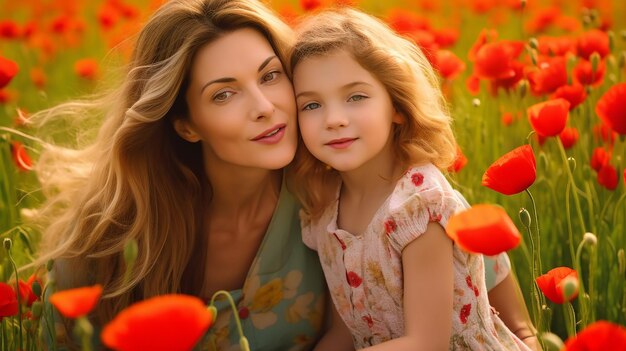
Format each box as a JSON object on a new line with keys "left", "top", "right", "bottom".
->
{"left": 348, "top": 94, "right": 367, "bottom": 102}
{"left": 261, "top": 71, "right": 280, "bottom": 83}
{"left": 213, "top": 91, "right": 234, "bottom": 102}
{"left": 302, "top": 102, "right": 321, "bottom": 111}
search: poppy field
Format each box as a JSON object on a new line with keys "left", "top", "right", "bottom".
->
{"left": 1, "top": 0, "right": 626, "bottom": 350}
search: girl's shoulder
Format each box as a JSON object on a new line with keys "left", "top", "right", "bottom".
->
{"left": 392, "top": 163, "right": 453, "bottom": 201}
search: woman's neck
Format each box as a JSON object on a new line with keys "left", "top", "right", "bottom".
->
{"left": 206, "top": 168, "right": 282, "bottom": 221}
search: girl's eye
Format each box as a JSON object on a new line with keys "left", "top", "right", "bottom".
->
{"left": 261, "top": 70, "right": 280, "bottom": 83}
{"left": 302, "top": 102, "right": 321, "bottom": 111}
{"left": 213, "top": 91, "right": 234, "bottom": 102}
{"left": 348, "top": 94, "right": 367, "bottom": 102}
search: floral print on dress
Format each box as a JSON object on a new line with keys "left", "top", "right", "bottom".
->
{"left": 301, "top": 163, "right": 531, "bottom": 350}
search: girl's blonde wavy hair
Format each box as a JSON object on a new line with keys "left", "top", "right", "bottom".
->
{"left": 288, "top": 7, "right": 457, "bottom": 220}
{"left": 29, "top": 0, "right": 294, "bottom": 326}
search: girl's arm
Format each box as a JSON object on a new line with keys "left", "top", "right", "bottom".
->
{"left": 362, "top": 222, "right": 454, "bottom": 351}
{"left": 314, "top": 300, "right": 355, "bottom": 351}
{"left": 488, "top": 273, "right": 542, "bottom": 351}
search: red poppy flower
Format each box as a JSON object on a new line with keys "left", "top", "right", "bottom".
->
{"left": 564, "top": 320, "right": 626, "bottom": 351}
{"left": 0, "top": 56, "right": 19, "bottom": 89}
{"left": 0, "top": 282, "right": 18, "bottom": 319}
{"left": 535, "top": 267, "right": 578, "bottom": 304}
{"left": 101, "top": 294, "right": 213, "bottom": 351}
{"left": 559, "top": 127, "right": 579, "bottom": 149}
{"left": 473, "top": 41, "right": 523, "bottom": 80}
{"left": 593, "top": 123, "right": 617, "bottom": 144}
{"left": 433, "top": 50, "right": 465, "bottom": 80}
{"left": 10, "top": 141, "right": 33, "bottom": 172}
{"left": 386, "top": 9, "right": 431, "bottom": 34}
{"left": 448, "top": 145, "right": 468, "bottom": 173}
{"left": 446, "top": 204, "right": 522, "bottom": 255}
{"left": 98, "top": 4, "right": 120, "bottom": 31}
{"left": 433, "top": 28, "right": 459, "bottom": 48}
{"left": 29, "top": 67, "right": 47, "bottom": 89}
{"left": 0, "top": 20, "right": 21, "bottom": 39}
{"left": 489, "top": 61, "right": 525, "bottom": 95}
{"left": 527, "top": 98, "right": 570, "bottom": 137}
{"left": 573, "top": 58, "right": 605, "bottom": 87}
{"left": 597, "top": 163, "right": 619, "bottom": 190}
{"left": 595, "top": 83, "right": 626, "bottom": 135}
{"left": 556, "top": 16, "right": 581, "bottom": 33}
{"left": 576, "top": 29, "right": 610, "bottom": 60}
{"left": 18, "top": 280, "right": 38, "bottom": 307}
{"left": 590, "top": 147, "right": 611, "bottom": 172}
{"left": 49, "top": 285, "right": 102, "bottom": 318}
{"left": 482, "top": 145, "right": 536, "bottom": 195}
{"left": 527, "top": 56, "right": 568, "bottom": 95}
{"left": 550, "top": 84, "right": 586, "bottom": 110}
{"left": 300, "top": 0, "right": 322, "bottom": 11}
{"left": 537, "top": 35, "right": 575, "bottom": 57}
{"left": 74, "top": 58, "right": 99, "bottom": 80}
{"left": 501, "top": 112, "right": 514, "bottom": 126}
{"left": 525, "top": 7, "right": 561, "bottom": 33}
{"left": 466, "top": 74, "right": 480, "bottom": 95}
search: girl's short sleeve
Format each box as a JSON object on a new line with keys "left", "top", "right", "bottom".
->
{"left": 484, "top": 253, "right": 512, "bottom": 290}
{"left": 299, "top": 210, "right": 318, "bottom": 251}
{"left": 386, "top": 168, "right": 462, "bottom": 253}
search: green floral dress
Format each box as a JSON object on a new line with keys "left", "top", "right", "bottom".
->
{"left": 204, "top": 184, "right": 327, "bottom": 351}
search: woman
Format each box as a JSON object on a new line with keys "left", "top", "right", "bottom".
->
{"left": 30, "top": 0, "right": 539, "bottom": 350}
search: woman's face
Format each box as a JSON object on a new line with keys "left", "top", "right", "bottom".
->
{"left": 178, "top": 27, "right": 297, "bottom": 171}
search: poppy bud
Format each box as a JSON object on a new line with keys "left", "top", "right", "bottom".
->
{"left": 518, "top": 79, "right": 528, "bottom": 98}
{"left": 618, "top": 249, "right": 625, "bottom": 275}
{"left": 583, "top": 232, "right": 597, "bottom": 245}
{"left": 207, "top": 305, "right": 218, "bottom": 323}
{"left": 240, "top": 336, "right": 251, "bottom": 351}
{"left": 472, "top": 98, "right": 481, "bottom": 107}
{"left": 621, "top": 30, "right": 626, "bottom": 42}
{"left": 519, "top": 208, "right": 531, "bottom": 228}
{"left": 560, "top": 275, "right": 579, "bottom": 302}
{"left": 541, "top": 332, "right": 565, "bottom": 351}
{"left": 529, "top": 37, "right": 538, "bottom": 50}
{"left": 31, "top": 280, "right": 42, "bottom": 298}
{"left": 568, "top": 157, "right": 576, "bottom": 172}
{"left": 530, "top": 50, "right": 538, "bottom": 66}
{"left": 23, "top": 319, "right": 32, "bottom": 330}
{"left": 619, "top": 51, "right": 625, "bottom": 69}
{"left": 46, "top": 259, "right": 54, "bottom": 272}
{"left": 3, "top": 238, "right": 12, "bottom": 251}
{"left": 31, "top": 301, "right": 43, "bottom": 319}
{"left": 608, "top": 31, "right": 615, "bottom": 51}
{"left": 590, "top": 52, "right": 601, "bottom": 73}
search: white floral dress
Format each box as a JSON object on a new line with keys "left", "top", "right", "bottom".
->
{"left": 301, "top": 164, "right": 531, "bottom": 350}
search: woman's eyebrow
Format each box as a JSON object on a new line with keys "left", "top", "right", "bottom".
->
{"left": 199, "top": 55, "right": 278, "bottom": 94}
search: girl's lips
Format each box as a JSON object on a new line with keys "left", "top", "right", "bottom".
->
{"left": 252, "top": 125, "right": 286, "bottom": 144}
{"left": 326, "top": 138, "right": 356, "bottom": 149}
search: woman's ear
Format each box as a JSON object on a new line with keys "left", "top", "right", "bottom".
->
{"left": 392, "top": 108, "right": 405, "bottom": 124}
{"left": 173, "top": 119, "right": 201, "bottom": 143}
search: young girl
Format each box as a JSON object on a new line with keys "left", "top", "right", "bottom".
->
{"left": 289, "top": 8, "right": 533, "bottom": 350}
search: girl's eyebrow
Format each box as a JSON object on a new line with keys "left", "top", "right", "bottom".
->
{"left": 295, "top": 81, "right": 373, "bottom": 99}
{"left": 199, "top": 55, "right": 278, "bottom": 94}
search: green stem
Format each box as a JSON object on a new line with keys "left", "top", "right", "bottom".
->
{"left": 563, "top": 302, "right": 577, "bottom": 337}
{"left": 521, "top": 216, "right": 543, "bottom": 334}
{"left": 525, "top": 189, "right": 543, "bottom": 275}
{"left": 613, "top": 192, "right": 626, "bottom": 225}
{"left": 565, "top": 182, "right": 576, "bottom": 263}
{"left": 210, "top": 290, "right": 245, "bottom": 343}
{"left": 575, "top": 240, "right": 591, "bottom": 328}
{"left": 6, "top": 242, "right": 23, "bottom": 351}
{"left": 557, "top": 140, "right": 587, "bottom": 234}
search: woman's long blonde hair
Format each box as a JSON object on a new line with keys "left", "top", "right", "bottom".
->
{"left": 288, "top": 8, "right": 457, "bottom": 220}
{"left": 30, "top": 0, "right": 294, "bottom": 325}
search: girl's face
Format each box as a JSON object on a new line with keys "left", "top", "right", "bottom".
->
{"left": 177, "top": 28, "right": 297, "bottom": 171}
{"left": 293, "top": 50, "right": 403, "bottom": 173}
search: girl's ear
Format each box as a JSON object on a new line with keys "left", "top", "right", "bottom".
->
{"left": 173, "top": 119, "right": 201, "bottom": 143}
